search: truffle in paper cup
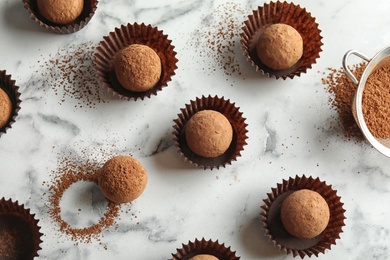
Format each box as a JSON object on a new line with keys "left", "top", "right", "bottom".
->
{"left": 240, "top": 1, "right": 323, "bottom": 79}
{"left": 0, "top": 70, "right": 21, "bottom": 136}
{"left": 0, "top": 198, "right": 43, "bottom": 259}
{"left": 172, "top": 238, "right": 240, "bottom": 260}
{"left": 173, "top": 95, "right": 248, "bottom": 170}
{"left": 94, "top": 23, "right": 178, "bottom": 101}
{"left": 260, "top": 175, "right": 346, "bottom": 258}
{"left": 23, "top": 0, "right": 98, "bottom": 34}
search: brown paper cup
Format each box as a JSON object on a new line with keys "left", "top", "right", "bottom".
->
{"left": 94, "top": 23, "right": 178, "bottom": 101}
{"left": 0, "top": 70, "right": 21, "bottom": 137}
{"left": 173, "top": 95, "right": 248, "bottom": 170}
{"left": 171, "top": 238, "right": 240, "bottom": 260}
{"left": 241, "top": 1, "right": 323, "bottom": 79}
{"left": 23, "top": 0, "right": 98, "bottom": 34}
{"left": 260, "top": 175, "right": 346, "bottom": 258}
{"left": 0, "top": 198, "right": 43, "bottom": 259}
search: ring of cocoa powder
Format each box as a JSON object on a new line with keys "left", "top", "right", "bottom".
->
{"left": 0, "top": 70, "right": 21, "bottom": 137}
{"left": 171, "top": 238, "right": 240, "bottom": 260}
{"left": 173, "top": 95, "right": 248, "bottom": 170}
{"left": 94, "top": 23, "right": 178, "bottom": 101}
{"left": 48, "top": 160, "right": 120, "bottom": 243}
{"left": 0, "top": 198, "right": 43, "bottom": 259}
{"left": 260, "top": 175, "right": 346, "bottom": 258}
{"left": 22, "top": 0, "right": 98, "bottom": 34}
{"left": 240, "top": 1, "right": 323, "bottom": 79}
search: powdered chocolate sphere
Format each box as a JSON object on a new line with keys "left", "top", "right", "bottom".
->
{"left": 281, "top": 189, "right": 330, "bottom": 239}
{"left": 0, "top": 88, "right": 12, "bottom": 129}
{"left": 114, "top": 44, "right": 162, "bottom": 92}
{"left": 256, "top": 23, "right": 303, "bottom": 70}
{"left": 37, "top": 0, "right": 84, "bottom": 25}
{"left": 185, "top": 110, "right": 233, "bottom": 158}
{"left": 189, "top": 255, "right": 218, "bottom": 260}
{"left": 98, "top": 155, "right": 148, "bottom": 204}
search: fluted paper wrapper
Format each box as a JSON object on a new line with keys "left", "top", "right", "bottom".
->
{"left": 0, "top": 198, "right": 43, "bottom": 259}
{"left": 94, "top": 23, "right": 178, "bottom": 101}
{"left": 0, "top": 70, "right": 21, "bottom": 137}
{"left": 171, "top": 238, "right": 240, "bottom": 260}
{"left": 260, "top": 175, "right": 346, "bottom": 258}
{"left": 23, "top": 0, "right": 98, "bottom": 34}
{"left": 173, "top": 95, "right": 248, "bottom": 170}
{"left": 241, "top": 1, "right": 323, "bottom": 79}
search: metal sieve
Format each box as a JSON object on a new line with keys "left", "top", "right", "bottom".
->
{"left": 343, "top": 47, "right": 390, "bottom": 157}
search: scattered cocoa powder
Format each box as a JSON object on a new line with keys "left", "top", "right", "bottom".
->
{"left": 362, "top": 57, "right": 390, "bottom": 139}
{"left": 36, "top": 42, "right": 107, "bottom": 109}
{"left": 47, "top": 149, "right": 120, "bottom": 243}
{"left": 323, "top": 63, "right": 367, "bottom": 140}
{"left": 189, "top": 2, "right": 246, "bottom": 76}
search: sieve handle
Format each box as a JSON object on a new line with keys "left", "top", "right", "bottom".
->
{"left": 342, "top": 50, "right": 370, "bottom": 85}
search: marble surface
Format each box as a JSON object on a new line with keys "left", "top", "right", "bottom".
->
{"left": 1, "top": 0, "right": 390, "bottom": 259}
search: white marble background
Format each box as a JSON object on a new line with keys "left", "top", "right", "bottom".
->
{"left": 1, "top": 0, "right": 390, "bottom": 259}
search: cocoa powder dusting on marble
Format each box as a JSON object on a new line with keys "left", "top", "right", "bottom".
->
{"left": 323, "top": 63, "right": 366, "bottom": 140}
{"left": 37, "top": 42, "right": 107, "bottom": 109}
{"left": 47, "top": 150, "right": 120, "bottom": 243}
{"left": 362, "top": 58, "right": 390, "bottom": 139}
{"left": 190, "top": 2, "right": 246, "bottom": 76}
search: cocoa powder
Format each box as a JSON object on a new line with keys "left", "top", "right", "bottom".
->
{"left": 189, "top": 2, "right": 246, "bottom": 76}
{"left": 36, "top": 42, "right": 107, "bottom": 109}
{"left": 47, "top": 150, "right": 120, "bottom": 243}
{"left": 362, "top": 58, "right": 390, "bottom": 139}
{"left": 323, "top": 63, "right": 366, "bottom": 140}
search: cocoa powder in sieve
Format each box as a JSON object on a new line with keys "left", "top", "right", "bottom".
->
{"left": 362, "top": 57, "right": 390, "bottom": 139}
{"left": 47, "top": 150, "right": 120, "bottom": 243}
{"left": 323, "top": 63, "right": 366, "bottom": 140}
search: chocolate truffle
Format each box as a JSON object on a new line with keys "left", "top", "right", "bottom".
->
{"left": 37, "top": 0, "right": 84, "bottom": 25}
{"left": 281, "top": 189, "right": 330, "bottom": 239}
{"left": 185, "top": 110, "right": 233, "bottom": 158}
{"left": 0, "top": 88, "right": 12, "bottom": 129}
{"left": 189, "top": 255, "right": 219, "bottom": 260}
{"left": 114, "top": 44, "right": 162, "bottom": 92}
{"left": 256, "top": 23, "right": 303, "bottom": 70}
{"left": 98, "top": 155, "right": 148, "bottom": 204}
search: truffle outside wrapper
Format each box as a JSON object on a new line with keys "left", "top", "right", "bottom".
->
{"left": 260, "top": 175, "right": 346, "bottom": 258}
{"left": 0, "top": 197, "right": 43, "bottom": 259}
{"left": 22, "top": 0, "right": 98, "bottom": 34}
{"left": 0, "top": 70, "right": 21, "bottom": 137}
{"left": 171, "top": 238, "right": 240, "bottom": 260}
{"left": 240, "top": 1, "right": 323, "bottom": 79}
{"left": 173, "top": 95, "right": 248, "bottom": 170}
{"left": 94, "top": 23, "right": 178, "bottom": 101}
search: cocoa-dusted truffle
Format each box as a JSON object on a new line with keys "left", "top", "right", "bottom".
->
{"left": 114, "top": 44, "right": 162, "bottom": 92}
{"left": 37, "top": 0, "right": 84, "bottom": 25}
{"left": 281, "top": 189, "right": 330, "bottom": 239}
{"left": 0, "top": 88, "right": 12, "bottom": 129}
{"left": 190, "top": 255, "right": 218, "bottom": 260}
{"left": 256, "top": 23, "right": 303, "bottom": 70}
{"left": 185, "top": 110, "right": 233, "bottom": 158}
{"left": 98, "top": 155, "right": 148, "bottom": 204}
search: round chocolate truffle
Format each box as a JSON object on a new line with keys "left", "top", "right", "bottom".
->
{"left": 98, "top": 155, "right": 148, "bottom": 204}
{"left": 0, "top": 88, "right": 12, "bottom": 129}
{"left": 185, "top": 110, "right": 233, "bottom": 158}
{"left": 281, "top": 189, "right": 330, "bottom": 239}
{"left": 189, "top": 255, "right": 219, "bottom": 260}
{"left": 114, "top": 44, "right": 162, "bottom": 92}
{"left": 37, "top": 0, "right": 84, "bottom": 25}
{"left": 256, "top": 23, "right": 303, "bottom": 70}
